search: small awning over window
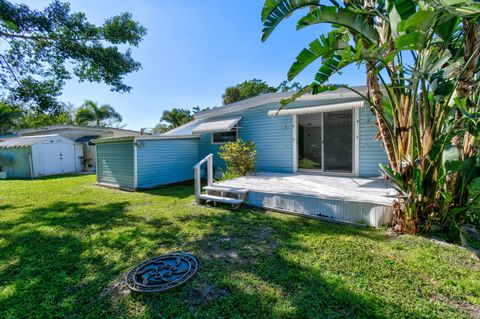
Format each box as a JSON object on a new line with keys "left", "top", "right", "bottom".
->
{"left": 192, "top": 116, "right": 242, "bottom": 134}
{"left": 267, "top": 101, "right": 365, "bottom": 117}
{"left": 75, "top": 135, "right": 100, "bottom": 143}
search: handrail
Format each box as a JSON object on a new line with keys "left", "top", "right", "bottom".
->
{"left": 193, "top": 153, "right": 212, "bottom": 169}
{"left": 193, "top": 154, "right": 213, "bottom": 204}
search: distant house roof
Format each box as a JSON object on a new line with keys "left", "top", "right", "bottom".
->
{"left": 16, "top": 125, "right": 140, "bottom": 136}
{"left": 0, "top": 134, "right": 68, "bottom": 148}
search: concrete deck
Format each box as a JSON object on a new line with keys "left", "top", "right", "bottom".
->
{"left": 213, "top": 173, "right": 396, "bottom": 227}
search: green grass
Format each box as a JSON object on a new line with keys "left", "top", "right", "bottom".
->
{"left": 0, "top": 175, "right": 479, "bottom": 319}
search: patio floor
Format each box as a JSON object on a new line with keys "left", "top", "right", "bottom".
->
{"left": 213, "top": 173, "right": 396, "bottom": 226}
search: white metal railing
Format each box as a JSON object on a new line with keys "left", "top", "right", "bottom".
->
{"left": 193, "top": 153, "right": 213, "bottom": 204}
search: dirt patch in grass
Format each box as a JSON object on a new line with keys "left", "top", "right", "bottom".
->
{"left": 196, "top": 226, "right": 278, "bottom": 265}
{"left": 98, "top": 276, "right": 131, "bottom": 301}
{"left": 430, "top": 293, "right": 480, "bottom": 318}
{"left": 187, "top": 282, "right": 230, "bottom": 307}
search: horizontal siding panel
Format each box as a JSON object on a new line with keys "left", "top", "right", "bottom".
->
{"left": 246, "top": 191, "right": 393, "bottom": 227}
{"left": 0, "top": 148, "right": 32, "bottom": 178}
{"left": 96, "top": 142, "right": 134, "bottom": 190}
{"left": 137, "top": 138, "right": 199, "bottom": 188}
{"left": 200, "top": 103, "right": 294, "bottom": 175}
{"left": 359, "top": 108, "right": 387, "bottom": 177}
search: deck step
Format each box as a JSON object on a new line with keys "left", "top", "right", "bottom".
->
{"left": 203, "top": 185, "right": 249, "bottom": 194}
{"left": 199, "top": 194, "right": 244, "bottom": 205}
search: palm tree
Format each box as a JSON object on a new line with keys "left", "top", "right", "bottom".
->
{"left": 74, "top": 100, "right": 122, "bottom": 127}
{"left": 262, "top": 0, "right": 480, "bottom": 233}
{"left": 160, "top": 108, "right": 193, "bottom": 128}
{"left": 0, "top": 102, "right": 21, "bottom": 134}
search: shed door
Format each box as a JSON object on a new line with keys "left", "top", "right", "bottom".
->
{"left": 59, "top": 144, "right": 76, "bottom": 173}
{"left": 42, "top": 144, "right": 63, "bottom": 175}
{"left": 41, "top": 143, "right": 76, "bottom": 175}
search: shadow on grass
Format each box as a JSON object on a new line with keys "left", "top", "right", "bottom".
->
{"left": 0, "top": 199, "right": 183, "bottom": 318}
{"left": 0, "top": 201, "right": 137, "bottom": 231}
{"left": 139, "top": 183, "right": 194, "bottom": 200}
{"left": 0, "top": 190, "right": 460, "bottom": 318}
{"left": 128, "top": 209, "right": 421, "bottom": 318}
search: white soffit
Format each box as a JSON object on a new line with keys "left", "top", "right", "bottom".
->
{"left": 192, "top": 116, "right": 242, "bottom": 134}
{"left": 267, "top": 101, "right": 365, "bottom": 117}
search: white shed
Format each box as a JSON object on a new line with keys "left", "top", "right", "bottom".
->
{"left": 0, "top": 134, "right": 83, "bottom": 178}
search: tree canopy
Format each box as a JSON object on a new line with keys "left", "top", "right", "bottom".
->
{"left": 0, "top": 0, "right": 146, "bottom": 113}
{"left": 222, "top": 79, "right": 301, "bottom": 105}
{"left": 0, "top": 100, "right": 20, "bottom": 133}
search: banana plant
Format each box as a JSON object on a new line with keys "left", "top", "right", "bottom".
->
{"left": 262, "top": 0, "right": 480, "bottom": 233}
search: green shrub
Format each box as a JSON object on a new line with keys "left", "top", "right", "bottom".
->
{"left": 219, "top": 139, "right": 256, "bottom": 178}
{"left": 466, "top": 177, "right": 480, "bottom": 227}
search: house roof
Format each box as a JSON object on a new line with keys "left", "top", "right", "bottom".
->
{"left": 164, "top": 85, "right": 368, "bottom": 136}
{"left": 193, "top": 86, "right": 367, "bottom": 120}
{"left": 0, "top": 134, "right": 67, "bottom": 148}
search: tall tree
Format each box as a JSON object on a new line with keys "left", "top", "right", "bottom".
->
{"left": 0, "top": 0, "right": 146, "bottom": 113}
{"left": 276, "top": 80, "right": 302, "bottom": 92}
{"left": 74, "top": 100, "right": 122, "bottom": 127}
{"left": 262, "top": 0, "right": 480, "bottom": 233}
{"left": 153, "top": 107, "right": 210, "bottom": 133}
{"left": 0, "top": 100, "right": 20, "bottom": 133}
{"left": 159, "top": 108, "right": 193, "bottom": 129}
{"left": 17, "top": 102, "right": 74, "bottom": 129}
{"left": 222, "top": 79, "right": 276, "bottom": 104}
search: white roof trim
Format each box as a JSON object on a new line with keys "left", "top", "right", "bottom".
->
{"left": 194, "top": 86, "right": 368, "bottom": 120}
{"left": 267, "top": 101, "right": 365, "bottom": 117}
{"left": 191, "top": 116, "right": 242, "bottom": 134}
{"left": 0, "top": 134, "right": 69, "bottom": 148}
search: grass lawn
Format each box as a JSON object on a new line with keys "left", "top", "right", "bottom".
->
{"left": 0, "top": 175, "right": 479, "bottom": 319}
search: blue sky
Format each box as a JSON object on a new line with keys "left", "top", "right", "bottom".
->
{"left": 17, "top": 1, "right": 365, "bottom": 130}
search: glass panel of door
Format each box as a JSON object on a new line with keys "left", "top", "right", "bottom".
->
{"left": 298, "top": 110, "right": 353, "bottom": 173}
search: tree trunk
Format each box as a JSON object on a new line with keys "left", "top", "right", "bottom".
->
{"left": 459, "top": 18, "right": 480, "bottom": 157}
{"left": 366, "top": 64, "right": 398, "bottom": 172}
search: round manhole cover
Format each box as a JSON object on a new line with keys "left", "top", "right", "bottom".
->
{"left": 125, "top": 252, "right": 199, "bottom": 293}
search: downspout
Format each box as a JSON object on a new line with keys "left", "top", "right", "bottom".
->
{"left": 133, "top": 138, "right": 138, "bottom": 190}
{"left": 29, "top": 152, "right": 34, "bottom": 179}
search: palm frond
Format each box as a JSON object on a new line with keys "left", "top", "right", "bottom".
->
{"left": 297, "top": 6, "right": 379, "bottom": 43}
{"left": 288, "top": 30, "right": 349, "bottom": 80}
{"left": 261, "top": 0, "right": 320, "bottom": 42}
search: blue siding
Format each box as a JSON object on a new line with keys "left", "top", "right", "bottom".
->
{"left": 199, "top": 103, "right": 294, "bottom": 175}
{"left": 137, "top": 138, "right": 199, "bottom": 188}
{"left": 96, "top": 141, "right": 134, "bottom": 190}
{"left": 359, "top": 108, "right": 388, "bottom": 177}
{"left": 0, "top": 147, "right": 32, "bottom": 178}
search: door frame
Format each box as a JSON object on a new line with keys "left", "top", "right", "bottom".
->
{"left": 293, "top": 108, "right": 360, "bottom": 176}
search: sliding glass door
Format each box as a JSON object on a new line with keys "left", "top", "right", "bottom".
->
{"left": 298, "top": 110, "right": 353, "bottom": 173}
{"left": 323, "top": 110, "right": 353, "bottom": 172}
{"left": 298, "top": 113, "right": 322, "bottom": 169}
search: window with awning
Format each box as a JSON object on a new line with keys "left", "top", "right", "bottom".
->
{"left": 191, "top": 116, "right": 241, "bottom": 134}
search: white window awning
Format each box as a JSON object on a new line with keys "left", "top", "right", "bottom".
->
{"left": 267, "top": 101, "right": 365, "bottom": 117}
{"left": 192, "top": 116, "right": 242, "bottom": 134}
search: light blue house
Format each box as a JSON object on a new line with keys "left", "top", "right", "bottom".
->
{"left": 95, "top": 86, "right": 393, "bottom": 226}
